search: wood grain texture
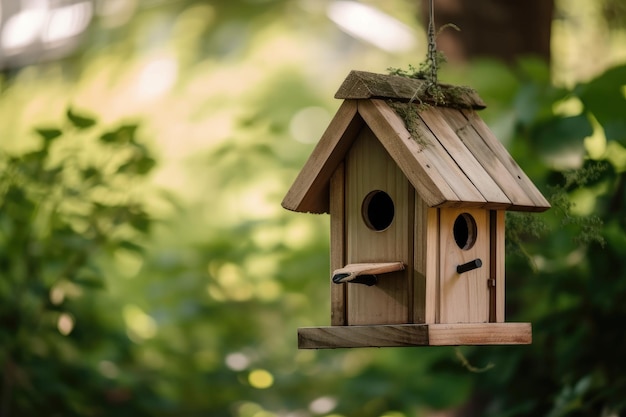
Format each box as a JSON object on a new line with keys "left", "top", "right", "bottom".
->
{"left": 428, "top": 323, "right": 531, "bottom": 345}
{"left": 409, "top": 110, "right": 488, "bottom": 206}
{"left": 406, "top": 186, "right": 416, "bottom": 323}
{"left": 335, "top": 70, "right": 486, "bottom": 109}
{"left": 439, "top": 208, "right": 490, "bottom": 324}
{"left": 489, "top": 211, "right": 497, "bottom": 323}
{"left": 283, "top": 98, "right": 548, "bottom": 215}
{"left": 415, "top": 202, "right": 438, "bottom": 324}
{"left": 282, "top": 100, "right": 363, "bottom": 214}
{"left": 439, "top": 107, "right": 540, "bottom": 210}
{"left": 461, "top": 109, "right": 551, "bottom": 211}
{"left": 330, "top": 163, "right": 346, "bottom": 325}
{"left": 333, "top": 262, "right": 405, "bottom": 282}
{"left": 345, "top": 127, "right": 410, "bottom": 325}
{"left": 419, "top": 108, "right": 511, "bottom": 208}
{"left": 494, "top": 210, "right": 506, "bottom": 322}
{"left": 298, "top": 324, "right": 429, "bottom": 348}
{"left": 426, "top": 207, "right": 440, "bottom": 324}
{"left": 358, "top": 99, "right": 461, "bottom": 208}
{"left": 298, "top": 322, "right": 531, "bottom": 348}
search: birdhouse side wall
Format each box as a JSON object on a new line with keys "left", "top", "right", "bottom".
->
{"left": 414, "top": 198, "right": 437, "bottom": 324}
{"left": 330, "top": 162, "right": 347, "bottom": 326}
{"left": 491, "top": 210, "right": 506, "bottom": 323}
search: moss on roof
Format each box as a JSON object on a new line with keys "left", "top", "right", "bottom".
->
{"left": 335, "top": 70, "right": 485, "bottom": 110}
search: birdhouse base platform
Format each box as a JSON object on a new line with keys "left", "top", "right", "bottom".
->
{"left": 298, "top": 323, "right": 531, "bottom": 349}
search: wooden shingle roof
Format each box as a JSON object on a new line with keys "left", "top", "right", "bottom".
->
{"left": 282, "top": 71, "right": 550, "bottom": 214}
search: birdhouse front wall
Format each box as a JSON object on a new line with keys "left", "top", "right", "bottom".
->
{"left": 344, "top": 126, "right": 413, "bottom": 325}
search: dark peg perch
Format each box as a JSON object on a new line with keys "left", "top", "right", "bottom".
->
{"left": 457, "top": 258, "right": 482, "bottom": 274}
{"left": 333, "top": 273, "right": 377, "bottom": 286}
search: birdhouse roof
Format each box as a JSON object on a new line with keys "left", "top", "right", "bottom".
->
{"left": 282, "top": 70, "right": 550, "bottom": 214}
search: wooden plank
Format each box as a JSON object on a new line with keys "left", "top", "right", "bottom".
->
{"left": 282, "top": 100, "right": 363, "bottom": 214}
{"left": 298, "top": 324, "right": 429, "bottom": 349}
{"left": 330, "top": 163, "right": 346, "bottom": 325}
{"left": 428, "top": 323, "right": 531, "bottom": 345}
{"left": 406, "top": 185, "right": 415, "bottom": 323}
{"left": 335, "top": 70, "right": 486, "bottom": 109}
{"left": 439, "top": 208, "right": 491, "bottom": 324}
{"left": 494, "top": 210, "right": 506, "bottom": 322}
{"left": 419, "top": 108, "right": 511, "bottom": 208}
{"left": 415, "top": 204, "right": 438, "bottom": 324}
{"left": 345, "top": 127, "right": 410, "bottom": 325}
{"left": 427, "top": 208, "right": 440, "bottom": 324}
{"left": 332, "top": 262, "right": 405, "bottom": 283}
{"left": 440, "top": 107, "right": 544, "bottom": 210}
{"left": 413, "top": 198, "right": 426, "bottom": 323}
{"left": 297, "top": 322, "right": 531, "bottom": 348}
{"left": 370, "top": 100, "right": 489, "bottom": 206}
{"left": 461, "top": 109, "right": 551, "bottom": 212}
{"left": 357, "top": 99, "right": 463, "bottom": 208}
{"left": 407, "top": 109, "right": 488, "bottom": 206}
{"left": 489, "top": 211, "right": 497, "bottom": 323}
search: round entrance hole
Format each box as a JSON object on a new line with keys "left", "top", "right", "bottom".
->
{"left": 453, "top": 213, "right": 477, "bottom": 250}
{"left": 362, "top": 190, "right": 394, "bottom": 231}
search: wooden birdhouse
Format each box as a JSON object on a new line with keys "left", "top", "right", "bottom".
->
{"left": 282, "top": 71, "right": 550, "bottom": 349}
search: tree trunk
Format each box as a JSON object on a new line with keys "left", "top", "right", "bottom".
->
{"left": 422, "top": 0, "right": 554, "bottom": 64}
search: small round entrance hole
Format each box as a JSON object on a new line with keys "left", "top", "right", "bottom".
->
{"left": 362, "top": 190, "right": 394, "bottom": 231}
{"left": 453, "top": 213, "right": 477, "bottom": 250}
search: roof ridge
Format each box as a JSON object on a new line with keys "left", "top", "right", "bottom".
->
{"left": 335, "top": 70, "right": 486, "bottom": 110}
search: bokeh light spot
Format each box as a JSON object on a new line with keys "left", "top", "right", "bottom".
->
{"left": 98, "top": 360, "right": 119, "bottom": 378}
{"left": 57, "top": 312, "right": 75, "bottom": 336}
{"left": 42, "top": 2, "right": 93, "bottom": 45}
{"left": 2, "top": 8, "right": 46, "bottom": 52}
{"left": 327, "top": 1, "right": 415, "bottom": 52}
{"left": 226, "top": 352, "right": 250, "bottom": 371}
{"left": 309, "top": 396, "right": 337, "bottom": 414}
{"left": 123, "top": 304, "right": 157, "bottom": 341}
{"left": 248, "top": 369, "right": 273, "bottom": 389}
{"left": 135, "top": 56, "right": 178, "bottom": 100}
{"left": 289, "top": 106, "right": 330, "bottom": 144}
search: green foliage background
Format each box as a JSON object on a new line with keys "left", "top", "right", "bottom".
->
{"left": 0, "top": 1, "right": 625, "bottom": 416}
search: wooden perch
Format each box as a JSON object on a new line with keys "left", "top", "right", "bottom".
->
{"left": 332, "top": 262, "right": 405, "bottom": 286}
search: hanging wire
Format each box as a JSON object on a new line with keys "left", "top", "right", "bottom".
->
{"left": 426, "top": 0, "right": 437, "bottom": 85}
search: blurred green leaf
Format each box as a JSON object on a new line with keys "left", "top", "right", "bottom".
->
{"left": 119, "top": 240, "right": 145, "bottom": 253}
{"left": 66, "top": 107, "right": 97, "bottom": 129}
{"left": 0, "top": 107, "right": 158, "bottom": 416}
{"left": 575, "top": 64, "right": 626, "bottom": 143}
{"left": 531, "top": 114, "right": 593, "bottom": 155}
{"left": 117, "top": 152, "right": 156, "bottom": 175}
{"left": 100, "top": 124, "right": 138, "bottom": 144}
{"left": 82, "top": 166, "right": 100, "bottom": 181}
{"left": 35, "top": 127, "right": 63, "bottom": 142}
{"left": 516, "top": 56, "right": 552, "bottom": 84}
{"left": 128, "top": 211, "right": 151, "bottom": 233}
{"left": 74, "top": 272, "right": 106, "bottom": 289}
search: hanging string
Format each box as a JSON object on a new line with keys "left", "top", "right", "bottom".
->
{"left": 426, "top": 0, "right": 437, "bottom": 85}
